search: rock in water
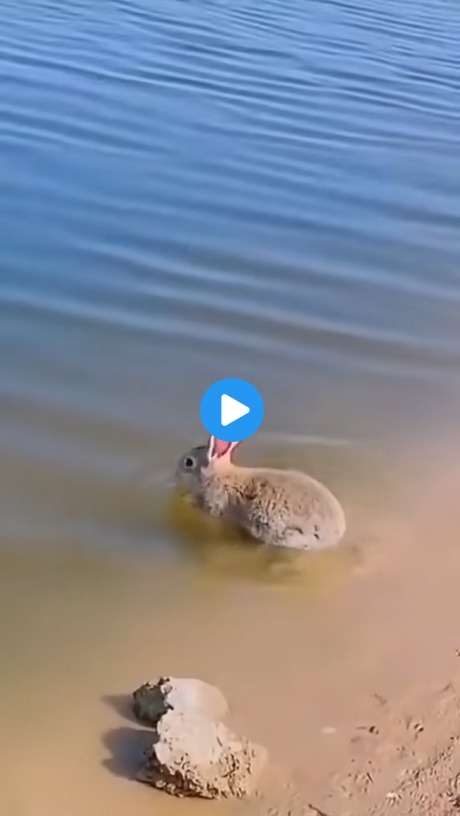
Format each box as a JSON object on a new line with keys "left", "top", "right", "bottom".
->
{"left": 137, "top": 708, "right": 268, "bottom": 799}
{"left": 132, "top": 676, "right": 228, "bottom": 726}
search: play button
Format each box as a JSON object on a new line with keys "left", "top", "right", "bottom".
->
{"left": 200, "top": 378, "right": 264, "bottom": 442}
{"left": 221, "top": 394, "right": 250, "bottom": 426}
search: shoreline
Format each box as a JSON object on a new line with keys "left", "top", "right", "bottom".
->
{"left": 2, "top": 444, "right": 460, "bottom": 815}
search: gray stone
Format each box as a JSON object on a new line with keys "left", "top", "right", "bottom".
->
{"left": 137, "top": 708, "right": 268, "bottom": 799}
{"left": 132, "top": 676, "right": 228, "bottom": 727}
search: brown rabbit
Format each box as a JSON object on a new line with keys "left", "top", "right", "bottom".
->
{"left": 175, "top": 435, "right": 346, "bottom": 550}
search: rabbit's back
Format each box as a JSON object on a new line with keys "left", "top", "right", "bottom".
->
{"left": 203, "top": 466, "right": 345, "bottom": 551}
{"left": 245, "top": 468, "right": 345, "bottom": 550}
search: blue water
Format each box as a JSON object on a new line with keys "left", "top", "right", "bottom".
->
{"left": 1, "top": 0, "right": 460, "bottom": 552}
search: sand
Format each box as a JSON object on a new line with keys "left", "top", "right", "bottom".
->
{"left": 2, "top": 438, "right": 460, "bottom": 816}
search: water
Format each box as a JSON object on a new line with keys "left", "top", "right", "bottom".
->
{"left": 1, "top": 1, "right": 460, "bottom": 811}
{"left": 1, "top": 0, "right": 460, "bottom": 559}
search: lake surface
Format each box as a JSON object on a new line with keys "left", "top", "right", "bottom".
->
{"left": 2, "top": 1, "right": 460, "bottom": 813}
{"left": 1, "top": 0, "right": 460, "bottom": 557}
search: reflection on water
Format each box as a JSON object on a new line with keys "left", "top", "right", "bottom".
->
{"left": 167, "top": 490, "right": 359, "bottom": 587}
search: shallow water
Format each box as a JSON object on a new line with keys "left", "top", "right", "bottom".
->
{"left": 1, "top": 0, "right": 460, "bottom": 556}
{"left": 1, "top": 0, "right": 460, "bottom": 811}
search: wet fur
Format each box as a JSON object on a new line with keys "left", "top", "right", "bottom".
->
{"left": 175, "top": 445, "right": 346, "bottom": 551}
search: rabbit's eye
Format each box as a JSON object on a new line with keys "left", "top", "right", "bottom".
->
{"left": 184, "top": 456, "right": 195, "bottom": 469}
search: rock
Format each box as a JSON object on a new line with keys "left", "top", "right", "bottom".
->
{"left": 137, "top": 708, "right": 268, "bottom": 799}
{"left": 132, "top": 676, "right": 267, "bottom": 800}
{"left": 132, "top": 676, "right": 228, "bottom": 727}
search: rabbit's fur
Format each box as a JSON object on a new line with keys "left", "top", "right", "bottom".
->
{"left": 175, "top": 436, "right": 346, "bottom": 551}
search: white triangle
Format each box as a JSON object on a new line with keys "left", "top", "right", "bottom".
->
{"left": 221, "top": 394, "right": 250, "bottom": 427}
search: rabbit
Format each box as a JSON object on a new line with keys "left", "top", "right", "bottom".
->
{"left": 175, "top": 435, "right": 346, "bottom": 551}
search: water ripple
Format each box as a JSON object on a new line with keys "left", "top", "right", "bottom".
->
{"left": 1, "top": 0, "right": 460, "bottom": 548}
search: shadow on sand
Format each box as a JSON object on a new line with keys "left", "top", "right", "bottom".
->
{"left": 102, "top": 725, "right": 154, "bottom": 781}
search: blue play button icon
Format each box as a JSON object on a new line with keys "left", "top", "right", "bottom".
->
{"left": 200, "top": 378, "right": 264, "bottom": 443}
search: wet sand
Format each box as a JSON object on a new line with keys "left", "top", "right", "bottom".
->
{"left": 3, "top": 438, "right": 460, "bottom": 816}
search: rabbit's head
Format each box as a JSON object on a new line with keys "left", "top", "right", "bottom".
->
{"left": 175, "top": 436, "right": 240, "bottom": 494}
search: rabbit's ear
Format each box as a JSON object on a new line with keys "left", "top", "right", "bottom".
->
{"left": 207, "top": 436, "right": 239, "bottom": 462}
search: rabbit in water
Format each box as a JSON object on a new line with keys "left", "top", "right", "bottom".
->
{"left": 175, "top": 436, "right": 346, "bottom": 551}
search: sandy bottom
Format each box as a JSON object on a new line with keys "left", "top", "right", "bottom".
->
{"left": 2, "top": 438, "right": 460, "bottom": 816}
